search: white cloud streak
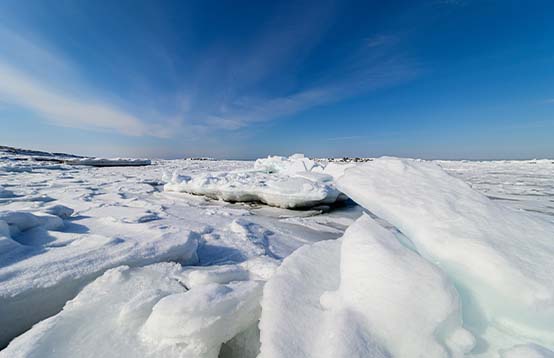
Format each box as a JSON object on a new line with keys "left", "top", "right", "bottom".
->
{"left": 0, "top": 62, "right": 158, "bottom": 136}
{"left": 0, "top": 27, "right": 173, "bottom": 138}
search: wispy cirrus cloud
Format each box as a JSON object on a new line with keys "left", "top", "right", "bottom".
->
{"left": 0, "top": 28, "right": 173, "bottom": 138}
{"left": 0, "top": 1, "right": 419, "bottom": 141}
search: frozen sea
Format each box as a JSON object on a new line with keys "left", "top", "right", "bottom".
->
{"left": 1, "top": 151, "right": 553, "bottom": 357}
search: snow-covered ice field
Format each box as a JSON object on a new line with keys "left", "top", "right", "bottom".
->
{"left": 1, "top": 150, "right": 553, "bottom": 357}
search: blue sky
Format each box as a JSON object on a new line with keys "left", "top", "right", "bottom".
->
{"left": 0, "top": 0, "right": 553, "bottom": 159}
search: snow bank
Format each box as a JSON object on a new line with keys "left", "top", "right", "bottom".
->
{"left": 164, "top": 154, "right": 349, "bottom": 209}
{"left": 337, "top": 157, "right": 554, "bottom": 351}
{"left": 65, "top": 158, "right": 151, "bottom": 167}
{"left": 2, "top": 261, "right": 269, "bottom": 358}
{"left": 259, "top": 214, "right": 472, "bottom": 358}
{"left": 0, "top": 209, "right": 198, "bottom": 347}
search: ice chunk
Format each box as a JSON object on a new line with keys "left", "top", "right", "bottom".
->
{"left": 0, "top": 213, "right": 198, "bottom": 347}
{"left": 164, "top": 170, "right": 342, "bottom": 209}
{"left": 180, "top": 264, "right": 250, "bottom": 288}
{"left": 254, "top": 154, "right": 322, "bottom": 175}
{"left": 337, "top": 157, "right": 554, "bottom": 349}
{"left": 259, "top": 238, "right": 341, "bottom": 358}
{"left": 259, "top": 214, "right": 471, "bottom": 358}
{"left": 2, "top": 263, "right": 263, "bottom": 358}
{"left": 178, "top": 256, "right": 279, "bottom": 288}
{"left": 140, "top": 280, "right": 262, "bottom": 358}
{"left": 1, "top": 264, "right": 187, "bottom": 357}
{"left": 0, "top": 211, "right": 41, "bottom": 234}
{"left": 44, "top": 204, "right": 74, "bottom": 219}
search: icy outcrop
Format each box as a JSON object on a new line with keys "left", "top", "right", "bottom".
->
{"left": 1, "top": 261, "right": 269, "bottom": 358}
{"left": 65, "top": 158, "right": 151, "bottom": 167}
{"left": 164, "top": 154, "right": 348, "bottom": 209}
{"left": 259, "top": 214, "right": 473, "bottom": 358}
{"left": 337, "top": 157, "right": 554, "bottom": 352}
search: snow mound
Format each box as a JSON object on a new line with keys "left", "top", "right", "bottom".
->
{"left": 337, "top": 157, "right": 554, "bottom": 352}
{"left": 0, "top": 209, "right": 198, "bottom": 347}
{"left": 259, "top": 213, "right": 472, "bottom": 358}
{"left": 164, "top": 170, "right": 342, "bottom": 209}
{"left": 2, "top": 261, "right": 268, "bottom": 358}
{"left": 65, "top": 158, "right": 151, "bottom": 167}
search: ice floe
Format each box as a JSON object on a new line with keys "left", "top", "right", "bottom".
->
{"left": 337, "top": 157, "right": 554, "bottom": 354}
{"left": 164, "top": 154, "right": 349, "bottom": 209}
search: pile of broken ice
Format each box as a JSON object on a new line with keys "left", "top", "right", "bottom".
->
{"left": 164, "top": 154, "right": 350, "bottom": 209}
{"left": 2, "top": 155, "right": 554, "bottom": 357}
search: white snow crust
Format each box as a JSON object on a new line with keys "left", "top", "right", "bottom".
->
{"left": 1, "top": 149, "right": 554, "bottom": 357}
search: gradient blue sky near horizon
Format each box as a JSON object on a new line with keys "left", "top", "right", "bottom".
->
{"left": 0, "top": 0, "right": 553, "bottom": 159}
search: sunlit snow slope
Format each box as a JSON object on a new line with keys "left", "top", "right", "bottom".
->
{"left": 1, "top": 150, "right": 553, "bottom": 358}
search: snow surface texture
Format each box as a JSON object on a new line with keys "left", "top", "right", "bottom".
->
{"left": 437, "top": 159, "right": 554, "bottom": 221}
{"left": 164, "top": 154, "right": 348, "bottom": 209}
{"left": 0, "top": 151, "right": 358, "bottom": 351}
{"left": 337, "top": 157, "right": 554, "bottom": 354}
{"left": 2, "top": 148, "right": 554, "bottom": 357}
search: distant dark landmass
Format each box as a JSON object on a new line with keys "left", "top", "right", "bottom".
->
{"left": 0, "top": 145, "right": 83, "bottom": 159}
